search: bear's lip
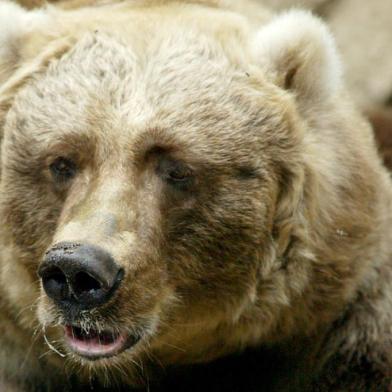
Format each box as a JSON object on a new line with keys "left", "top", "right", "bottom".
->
{"left": 64, "top": 325, "right": 139, "bottom": 359}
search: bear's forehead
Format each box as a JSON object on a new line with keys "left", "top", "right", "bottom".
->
{"left": 32, "top": 31, "right": 246, "bottom": 116}
{"left": 11, "top": 30, "right": 286, "bottom": 161}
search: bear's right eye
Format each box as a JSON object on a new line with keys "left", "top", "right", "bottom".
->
{"left": 49, "top": 157, "right": 77, "bottom": 182}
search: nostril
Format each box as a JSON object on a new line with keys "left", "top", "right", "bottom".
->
{"left": 41, "top": 243, "right": 123, "bottom": 309}
{"left": 41, "top": 267, "right": 68, "bottom": 301}
{"left": 73, "top": 272, "right": 102, "bottom": 297}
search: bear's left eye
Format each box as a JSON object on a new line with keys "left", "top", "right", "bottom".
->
{"left": 49, "top": 157, "right": 77, "bottom": 182}
{"left": 167, "top": 165, "right": 192, "bottom": 182}
{"left": 157, "top": 158, "right": 194, "bottom": 190}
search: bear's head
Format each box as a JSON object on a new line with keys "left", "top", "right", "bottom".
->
{"left": 0, "top": 1, "right": 384, "bottom": 386}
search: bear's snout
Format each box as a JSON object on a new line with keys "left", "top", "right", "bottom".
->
{"left": 38, "top": 242, "right": 124, "bottom": 310}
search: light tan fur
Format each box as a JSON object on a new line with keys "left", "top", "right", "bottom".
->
{"left": 257, "top": 0, "right": 392, "bottom": 109}
{"left": 0, "top": 1, "right": 391, "bottom": 390}
{"left": 12, "top": 0, "right": 392, "bottom": 110}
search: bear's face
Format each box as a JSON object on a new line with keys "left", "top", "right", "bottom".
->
{"left": 0, "top": 2, "right": 355, "bottom": 385}
{"left": 1, "top": 28, "right": 297, "bottom": 368}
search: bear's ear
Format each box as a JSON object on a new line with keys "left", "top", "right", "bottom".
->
{"left": 252, "top": 10, "right": 342, "bottom": 107}
{"left": 0, "top": 1, "right": 50, "bottom": 86}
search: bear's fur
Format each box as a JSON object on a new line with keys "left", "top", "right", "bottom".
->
{"left": 368, "top": 107, "right": 392, "bottom": 171}
{"left": 261, "top": 0, "right": 392, "bottom": 109}
{"left": 13, "top": 0, "right": 392, "bottom": 110}
{"left": 0, "top": 1, "right": 392, "bottom": 391}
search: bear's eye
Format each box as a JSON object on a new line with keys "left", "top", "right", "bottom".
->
{"left": 168, "top": 166, "right": 192, "bottom": 182}
{"left": 49, "top": 157, "right": 77, "bottom": 182}
{"left": 157, "top": 158, "right": 194, "bottom": 189}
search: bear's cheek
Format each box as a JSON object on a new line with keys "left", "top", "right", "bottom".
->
{"left": 159, "top": 192, "right": 269, "bottom": 310}
{"left": 0, "top": 174, "right": 62, "bottom": 262}
{"left": 111, "top": 263, "right": 175, "bottom": 321}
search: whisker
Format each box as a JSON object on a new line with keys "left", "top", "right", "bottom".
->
{"left": 43, "top": 331, "right": 66, "bottom": 358}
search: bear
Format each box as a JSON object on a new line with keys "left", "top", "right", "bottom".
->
{"left": 0, "top": 0, "right": 392, "bottom": 391}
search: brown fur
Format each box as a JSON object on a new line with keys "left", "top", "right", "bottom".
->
{"left": 0, "top": 1, "right": 392, "bottom": 391}
{"left": 368, "top": 107, "right": 392, "bottom": 171}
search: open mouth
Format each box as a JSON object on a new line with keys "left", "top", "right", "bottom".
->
{"left": 64, "top": 325, "right": 139, "bottom": 359}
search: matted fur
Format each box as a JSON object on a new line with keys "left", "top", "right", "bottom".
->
{"left": 0, "top": 1, "right": 391, "bottom": 391}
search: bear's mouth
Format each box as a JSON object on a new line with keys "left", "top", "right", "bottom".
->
{"left": 64, "top": 325, "right": 139, "bottom": 359}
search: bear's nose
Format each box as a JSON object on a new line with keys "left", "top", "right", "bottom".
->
{"left": 38, "top": 242, "right": 124, "bottom": 309}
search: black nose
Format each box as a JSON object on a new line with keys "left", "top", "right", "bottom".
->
{"left": 38, "top": 242, "right": 124, "bottom": 309}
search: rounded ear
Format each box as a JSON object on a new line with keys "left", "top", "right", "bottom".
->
{"left": 0, "top": 1, "right": 50, "bottom": 86}
{"left": 252, "top": 10, "right": 342, "bottom": 108}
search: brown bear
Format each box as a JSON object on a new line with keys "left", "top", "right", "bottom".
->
{"left": 0, "top": 1, "right": 391, "bottom": 391}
